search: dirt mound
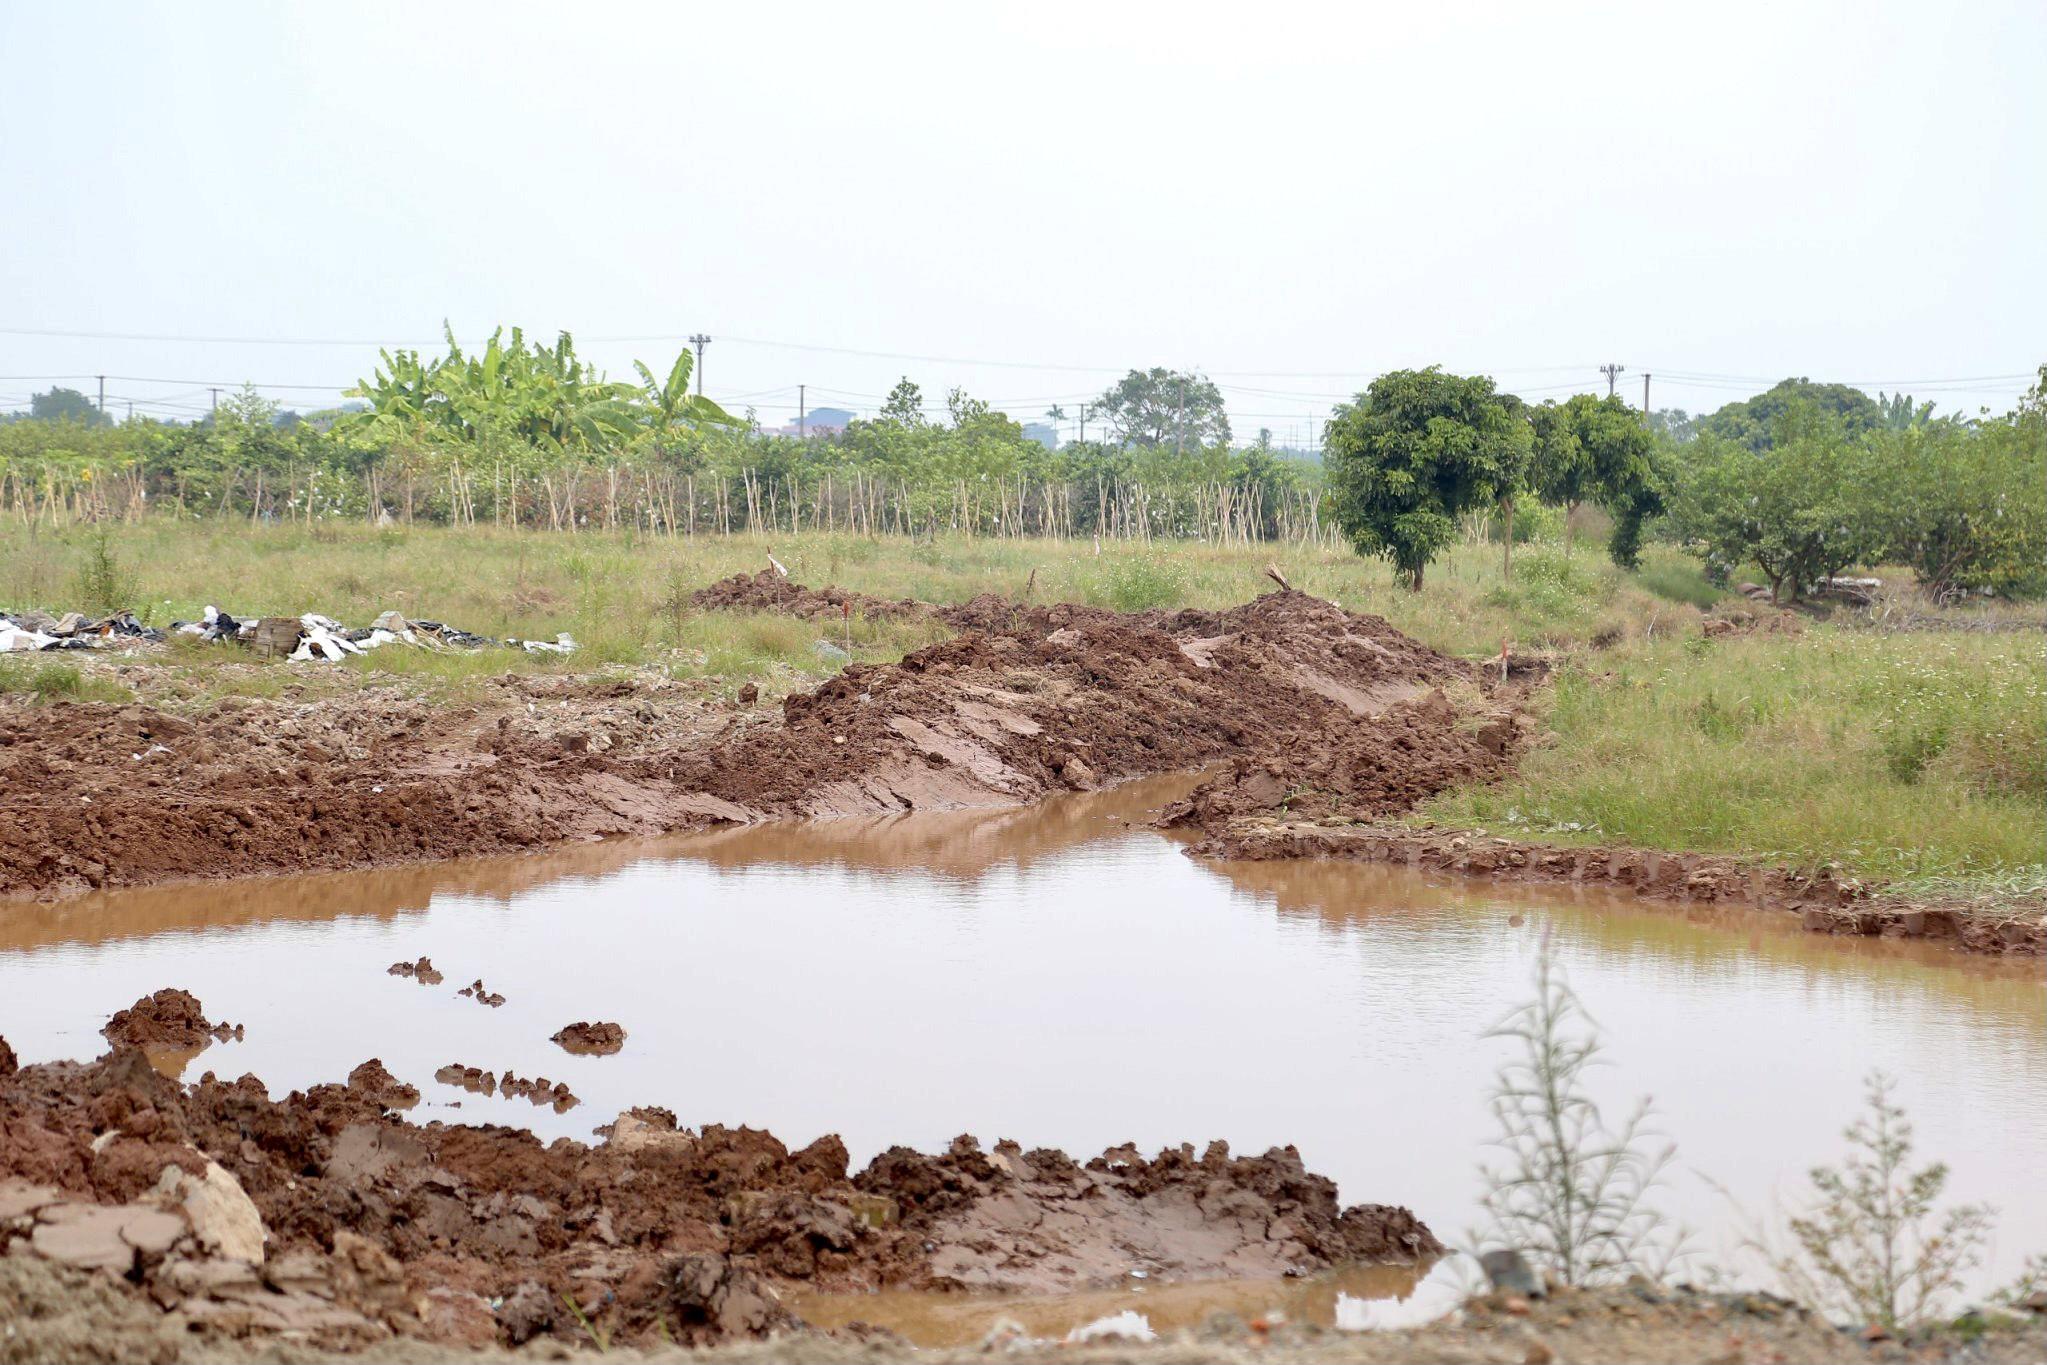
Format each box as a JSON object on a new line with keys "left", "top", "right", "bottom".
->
{"left": 552, "top": 1021, "right": 627, "bottom": 1055}
{"left": 1, "top": 583, "right": 1506, "bottom": 901}
{"left": 101, "top": 989, "right": 234, "bottom": 1051}
{"left": 0, "top": 1048, "right": 1437, "bottom": 1351}
{"left": 691, "top": 570, "right": 937, "bottom": 623}
{"left": 0, "top": 673, "right": 731, "bottom": 901}
{"left": 661, "top": 588, "right": 1490, "bottom": 825}
{"left": 1161, "top": 691, "right": 1521, "bottom": 833}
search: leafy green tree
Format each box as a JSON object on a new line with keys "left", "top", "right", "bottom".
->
{"left": 1529, "top": 393, "right": 1663, "bottom": 567}
{"left": 1699, "top": 378, "right": 1881, "bottom": 452}
{"left": 633, "top": 350, "right": 738, "bottom": 443}
{"left": 30, "top": 387, "right": 111, "bottom": 427}
{"left": 1667, "top": 410, "right": 1883, "bottom": 602}
{"left": 1871, "top": 378, "right": 2046, "bottom": 598}
{"left": 880, "top": 378, "right": 925, "bottom": 426}
{"left": 1323, "top": 367, "right": 1528, "bottom": 591}
{"left": 1876, "top": 391, "right": 1938, "bottom": 431}
{"left": 1094, "top": 368, "right": 1230, "bottom": 450}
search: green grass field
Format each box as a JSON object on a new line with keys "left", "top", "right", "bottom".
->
{"left": 4, "top": 520, "right": 2041, "bottom": 887}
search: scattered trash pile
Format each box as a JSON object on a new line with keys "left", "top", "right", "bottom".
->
{"left": 1, "top": 603, "right": 574, "bottom": 661}
{"left": 0, "top": 609, "right": 162, "bottom": 652}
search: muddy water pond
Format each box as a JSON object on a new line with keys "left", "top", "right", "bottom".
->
{"left": 3, "top": 774, "right": 2043, "bottom": 1339}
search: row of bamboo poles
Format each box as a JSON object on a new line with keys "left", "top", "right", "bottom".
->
{"left": 3, "top": 463, "right": 1340, "bottom": 548}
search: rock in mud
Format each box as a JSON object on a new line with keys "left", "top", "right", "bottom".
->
{"left": 552, "top": 1020, "right": 627, "bottom": 1055}
{"left": 155, "top": 1160, "right": 266, "bottom": 1263}
{"left": 101, "top": 988, "right": 219, "bottom": 1051}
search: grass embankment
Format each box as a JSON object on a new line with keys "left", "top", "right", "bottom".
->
{"left": 3, "top": 520, "right": 2042, "bottom": 888}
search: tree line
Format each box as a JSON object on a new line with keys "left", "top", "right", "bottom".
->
{"left": 1324, "top": 368, "right": 2045, "bottom": 599}
{"left": 3, "top": 328, "right": 2041, "bottom": 599}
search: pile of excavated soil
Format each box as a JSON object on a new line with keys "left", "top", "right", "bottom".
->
{"left": 0, "top": 672, "right": 734, "bottom": 900}
{"left": 690, "top": 569, "right": 940, "bottom": 623}
{"left": 0, "top": 1028, "right": 1438, "bottom": 1352}
{"left": 656, "top": 589, "right": 1509, "bottom": 824}
{"left": 0, "top": 585, "right": 1506, "bottom": 904}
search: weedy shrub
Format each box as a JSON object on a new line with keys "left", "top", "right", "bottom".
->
{"left": 74, "top": 526, "right": 135, "bottom": 615}
{"left": 1474, "top": 942, "right": 1687, "bottom": 1286}
{"left": 1087, "top": 554, "right": 1186, "bottom": 611}
{"left": 1771, "top": 1072, "right": 1994, "bottom": 1333}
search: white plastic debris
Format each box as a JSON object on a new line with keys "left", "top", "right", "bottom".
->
{"left": 516, "top": 633, "right": 577, "bottom": 656}
{"left": 0, "top": 624, "right": 59, "bottom": 652}
{"left": 288, "top": 614, "right": 367, "bottom": 663}
{"left": 1066, "top": 1311, "right": 1155, "bottom": 1344}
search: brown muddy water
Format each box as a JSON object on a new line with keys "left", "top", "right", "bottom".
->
{"left": 3, "top": 773, "right": 2043, "bottom": 1341}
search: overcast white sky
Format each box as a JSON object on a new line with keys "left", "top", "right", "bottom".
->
{"left": 2, "top": 1, "right": 2041, "bottom": 443}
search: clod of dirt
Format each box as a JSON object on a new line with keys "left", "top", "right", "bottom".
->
{"left": 344, "top": 1058, "right": 420, "bottom": 1110}
{"left": 551, "top": 1021, "right": 626, "bottom": 1056}
{"left": 0, "top": 1034, "right": 16, "bottom": 1077}
{"left": 434, "top": 1063, "right": 496, "bottom": 1094}
{"left": 457, "top": 979, "right": 505, "bottom": 1007}
{"left": 386, "top": 955, "right": 444, "bottom": 985}
{"left": 498, "top": 1071, "right": 578, "bottom": 1110}
{"left": 100, "top": 988, "right": 227, "bottom": 1052}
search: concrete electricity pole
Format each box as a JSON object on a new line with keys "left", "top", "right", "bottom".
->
{"left": 798, "top": 384, "right": 807, "bottom": 439}
{"left": 688, "top": 334, "right": 711, "bottom": 395}
{"left": 1600, "top": 363, "right": 1626, "bottom": 397}
{"left": 96, "top": 375, "right": 105, "bottom": 417}
{"left": 1642, "top": 373, "right": 1652, "bottom": 413}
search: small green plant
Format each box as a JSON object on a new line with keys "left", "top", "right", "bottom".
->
{"left": 1773, "top": 1071, "right": 1994, "bottom": 1333}
{"left": 75, "top": 526, "right": 136, "bottom": 614}
{"left": 0, "top": 659, "right": 133, "bottom": 704}
{"left": 1089, "top": 554, "right": 1186, "bottom": 610}
{"left": 1474, "top": 941, "right": 1687, "bottom": 1286}
{"left": 560, "top": 1292, "right": 611, "bottom": 1352}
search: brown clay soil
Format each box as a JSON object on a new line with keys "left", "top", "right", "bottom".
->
{"left": 1, "top": 584, "right": 1510, "bottom": 899}
{"left": 0, "top": 1031, "right": 1438, "bottom": 1353}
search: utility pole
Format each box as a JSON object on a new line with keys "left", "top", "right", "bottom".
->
{"left": 1642, "top": 373, "right": 1651, "bottom": 414}
{"left": 1600, "top": 363, "right": 1626, "bottom": 397}
{"left": 209, "top": 387, "right": 221, "bottom": 417}
{"left": 1173, "top": 379, "right": 1187, "bottom": 456}
{"left": 798, "top": 384, "right": 806, "bottom": 439}
{"left": 96, "top": 374, "right": 105, "bottom": 418}
{"left": 688, "top": 334, "right": 710, "bottom": 395}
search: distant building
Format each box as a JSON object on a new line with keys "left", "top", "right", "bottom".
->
{"left": 1021, "top": 422, "right": 1059, "bottom": 450}
{"left": 762, "top": 406, "right": 856, "bottom": 438}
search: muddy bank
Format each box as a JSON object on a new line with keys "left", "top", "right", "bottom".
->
{"left": 2, "top": 583, "right": 1508, "bottom": 902}
{"left": 0, "top": 1027, "right": 1438, "bottom": 1352}
{"left": 0, "top": 672, "right": 734, "bottom": 901}
{"left": 1191, "top": 820, "right": 2047, "bottom": 956}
